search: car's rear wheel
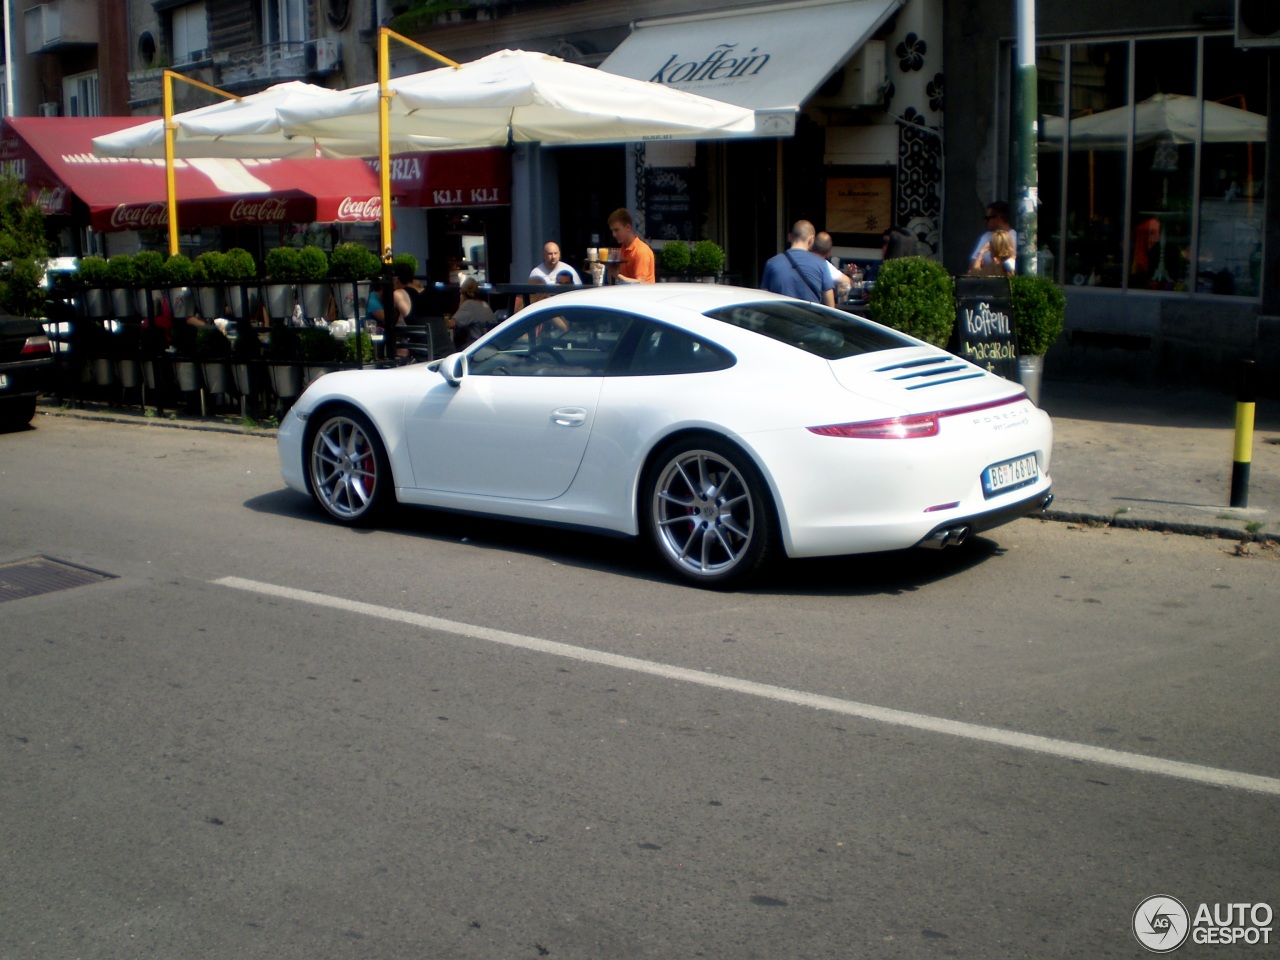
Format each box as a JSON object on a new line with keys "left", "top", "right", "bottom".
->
{"left": 305, "top": 407, "right": 391, "bottom": 525}
{"left": 643, "top": 435, "right": 776, "bottom": 588}
{"left": 0, "top": 396, "right": 37, "bottom": 431}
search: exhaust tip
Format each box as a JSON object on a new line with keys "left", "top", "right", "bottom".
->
{"left": 950, "top": 525, "right": 971, "bottom": 546}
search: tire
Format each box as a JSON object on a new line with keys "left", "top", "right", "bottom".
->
{"left": 304, "top": 406, "right": 392, "bottom": 525}
{"left": 0, "top": 396, "right": 37, "bottom": 431}
{"left": 642, "top": 435, "right": 777, "bottom": 588}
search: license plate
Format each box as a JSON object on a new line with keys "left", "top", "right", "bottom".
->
{"left": 982, "top": 453, "right": 1038, "bottom": 498}
{"left": 0, "top": 373, "right": 8, "bottom": 391}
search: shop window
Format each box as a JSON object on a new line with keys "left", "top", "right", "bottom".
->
{"left": 1037, "top": 33, "right": 1267, "bottom": 298}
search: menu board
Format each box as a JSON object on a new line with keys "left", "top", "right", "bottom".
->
{"left": 644, "top": 167, "right": 694, "bottom": 241}
{"left": 953, "top": 277, "right": 1019, "bottom": 380}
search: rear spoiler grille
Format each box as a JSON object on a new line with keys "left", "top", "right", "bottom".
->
{"left": 874, "top": 355, "right": 986, "bottom": 389}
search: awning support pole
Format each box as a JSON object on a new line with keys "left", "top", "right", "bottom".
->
{"left": 163, "top": 70, "right": 242, "bottom": 256}
{"left": 1013, "top": 0, "right": 1038, "bottom": 275}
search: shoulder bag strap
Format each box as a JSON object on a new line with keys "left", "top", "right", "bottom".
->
{"left": 784, "top": 250, "right": 825, "bottom": 301}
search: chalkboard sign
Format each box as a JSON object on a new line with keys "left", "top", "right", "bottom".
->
{"left": 644, "top": 167, "right": 694, "bottom": 241}
{"left": 953, "top": 277, "right": 1018, "bottom": 380}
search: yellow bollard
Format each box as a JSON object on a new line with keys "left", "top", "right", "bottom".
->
{"left": 1230, "top": 360, "right": 1255, "bottom": 508}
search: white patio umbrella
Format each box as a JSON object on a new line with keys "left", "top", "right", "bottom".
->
{"left": 273, "top": 48, "right": 758, "bottom": 153}
{"left": 92, "top": 81, "right": 362, "bottom": 159}
{"left": 1042, "top": 92, "right": 1268, "bottom": 148}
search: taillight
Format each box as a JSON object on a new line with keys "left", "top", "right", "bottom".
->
{"left": 808, "top": 393, "right": 1028, "bottom": 440}
{"left": 808, "top": 413, "right": 940, "bottom": 439}
{"left": 21, "top": 334, "right": 52, "bottom": 357}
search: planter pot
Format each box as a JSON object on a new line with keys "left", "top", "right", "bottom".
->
{"left": 233, "top": 362, "right": 258, "bottom": 396}
{"left": 268, "top": 362, "right": 302, "bottom": 398}
{"left": 84, "top": 287, "right": 112, "bottom": 318}
{"left": 116, "top": 358, "right": 142, "bottom": 389}
{"left": 93, "top": 358, "right": 117, "bottom": 386}
{"left": 304, "top": 363, "right": 341, "bottom": 386}
{"left": 264, "top": 283, "right": 295, "bottom": 321}
{"left": 1017, "top": 353, "right": 1045, "bottom": 407}
{"left": 135, "top": 288, "right": 165, "bottom": 317}
{"left": 110, "top": 288, "right": 136, "bottom": 318}
{"left": 226, "top": 284, "right": 254, "bottom": 319}
{"left": 200, "top": 361, "right": 232, "bottom": 395}
{"left": 196, "top": 285, "right": 222, "bottom": 320}
{"left": 335, "top": 281, "right": 359, "bottom": 320}
{"left": 302, "top": 283, "right": 330, "bottom": 320}
{"left": 142, "top": 358, "right": 169, "bottom": 391}
{"left": 173, "top": 360, "right": 201, "bottom": 392}
{"left": 168, "top": 286, "right": 195, "bottom": 319}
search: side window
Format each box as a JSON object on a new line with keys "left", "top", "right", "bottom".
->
{"left": 627, "top": 322, "right": 734, "bottom": 375}
{"left": 468, "top": 307, "right": 633, "bottom": 377}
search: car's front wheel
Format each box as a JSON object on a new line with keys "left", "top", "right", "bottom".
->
{"left": 305, "top": 407, "right": 391, "bottom": 525}
{"left": 643, "top": 435, "right": 777, "bottom": 588}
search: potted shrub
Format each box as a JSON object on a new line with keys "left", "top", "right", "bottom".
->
{"left": 299, "top": 326, "right": 343, "bottom": 385}
{"left": 132, "top": 250, "right": 166, "bottom": 317}
{"left": 195, "top": 325, "right": 234, "bottom": 396}
{"left": 106, "top": 253, "right": 139, "bottom": 318}
{"left": 329, "top": 242, "right": 382, "bottom": 320}
{"left": 658, "top": 241, "right": 691, "bottom": 280}
{"left": 160, "top": 253, "right": 196, "bottom": 319}
{"left": 223, "top": 247, "right": 259, "bottom": 319}
{"left": 263, "top": 246, "right": 302, "bottom": 321}
{"left": 265, "top": 324, "right": 303, "bottom": 400}
{"left": 866, "top": 256, "right": 956, "bottom": 347}
{"left": 192, "top": 250, "right": 228, "bottom": 319}
{"left": 298, "top": 245, "right": 331, "bottom": 320}
{"left": 1008, "top": 274, "right": 1067, "bottom": 405}
{"left": 344, "top": 331, "right": 375, "bottom": 365}
{"left": 76, "top": 255, "right": 112, "bottom": 318}
{"left": 690, "top": 240, "right": 725, "bottom": 281}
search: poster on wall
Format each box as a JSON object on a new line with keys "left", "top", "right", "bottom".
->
{"left": 826, "top": 167, "right": 895, "bottom": 246}
{"left": 644, "top": 167, "right": 695, "bottom": 241}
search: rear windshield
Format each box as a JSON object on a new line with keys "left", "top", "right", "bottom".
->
{"left": 704, "top": 301, "right": 916, "bottom": 360}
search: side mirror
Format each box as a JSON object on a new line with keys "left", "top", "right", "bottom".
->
{"left": 440, "top": 351, "right": 467, "bottom": 387}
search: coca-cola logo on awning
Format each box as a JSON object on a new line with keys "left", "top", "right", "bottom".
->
{"left": 110, "top": 202, "right": 169, "bottom": 230}
{"left": 231, "top": 197, "right": 289, "bottom": 223}
{"left": 337, "top": 196, "right": 382, "bottom": 221}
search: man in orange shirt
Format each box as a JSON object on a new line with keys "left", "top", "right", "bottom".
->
{"left": 606, "top": 207, "right": 655, "bottom": 283}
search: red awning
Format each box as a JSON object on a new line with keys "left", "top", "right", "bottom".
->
{"left": 375, "top": 148, "right": 511, "bottom": 208}
{"left": 0, "top": 116, "right": 394, "bottom": 231}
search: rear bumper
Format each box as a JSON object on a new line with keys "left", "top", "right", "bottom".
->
{"left": 915, "top": 487, "right": 1054, "bottom": 549}
{"left": 0, "top": 357, "right": 56, "bottom": 397}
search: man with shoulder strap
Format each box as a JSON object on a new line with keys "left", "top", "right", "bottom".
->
{"left": 760, "top": 220, "right": 835, "bottom": 306}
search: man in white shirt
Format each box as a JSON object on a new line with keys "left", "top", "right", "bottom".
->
{"left": 529, "top": 241, "right": 582, "bottom": 285}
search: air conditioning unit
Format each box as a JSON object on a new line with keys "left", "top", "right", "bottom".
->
{"left": 810, "top": 41, "right": 886, "bottom": 109}
{"left": 38, "top": 101, "right": 61, "bottom": 117}
{"left": 305, "top": 37, "right": 341, "bottom": 75}
{"left": 1236, "top": 0, "right": 1280, "bottom": 47}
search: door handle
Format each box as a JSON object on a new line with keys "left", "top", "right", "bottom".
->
{"left": 551, "top": 407, "right": 588, "bottom": 427}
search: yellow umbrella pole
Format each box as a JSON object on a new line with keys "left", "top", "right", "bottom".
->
{"left": 376, "top": 28, "right": 460, "bottom": 262}
{"left": 163, "top": 71, "right": 242, "bottom": 256}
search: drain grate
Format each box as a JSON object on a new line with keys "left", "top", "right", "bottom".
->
{"left": 0, "top": 556, "right": 117, "bottom": 603}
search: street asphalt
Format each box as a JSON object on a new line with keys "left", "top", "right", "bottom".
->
{"left": 33, "top": 375, "right": 1280, "bottom": 545}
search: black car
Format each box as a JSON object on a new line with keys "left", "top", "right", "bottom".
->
{"left": 0, "top": 313, "right": 55, "bottom": 429}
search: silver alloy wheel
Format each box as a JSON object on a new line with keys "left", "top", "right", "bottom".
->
{"left": 651, "top": 447, "right": 756, "bottom": 578}
{"left": 309, "top": 413, "right": 381, "bottom": 521}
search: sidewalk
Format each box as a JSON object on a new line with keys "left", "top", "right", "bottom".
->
{"left": 1036, "top": 379, "right": 1278, "bottom": 541}
{"left": 35, "top": 377, "right": 1280, "bottom": 544}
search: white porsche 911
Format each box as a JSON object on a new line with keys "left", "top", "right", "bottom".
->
{"left": 278, "top": 284, "right": 1053, "bottom": 588}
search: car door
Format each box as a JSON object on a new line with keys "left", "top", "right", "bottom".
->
{"left": 404, "top": 307, "right": 633, "bottom": 500}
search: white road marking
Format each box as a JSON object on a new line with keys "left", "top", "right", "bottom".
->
{"left": 214, "top": 576, "right": 1280, "bottom": 797}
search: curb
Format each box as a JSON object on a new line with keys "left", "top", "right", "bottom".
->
{"left": 1039, "top": 508, "right": 1278, "bottom": 545}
